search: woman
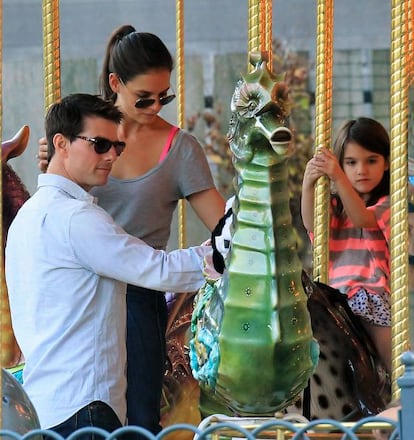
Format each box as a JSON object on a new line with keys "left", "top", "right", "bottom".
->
{"left": 39, "top": 24, "right": 225, "bottom": 435}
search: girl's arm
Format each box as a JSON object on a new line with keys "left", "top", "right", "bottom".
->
{"left": 188, "top": 188, "right": 226, "bottom": 231}
{"left": 301, "top": 157, "right": 325, "bottom": 233}
{"left": 332, "top": 173, "right": 378, "bottom": 227}
{"left": 315, "top": 148, "right": 378, "bottom": 228}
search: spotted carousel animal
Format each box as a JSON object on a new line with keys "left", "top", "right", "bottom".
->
{"left": 208, "top": 203, "right": 391, "bottom": 421}
{"left": 298, "top": 272, "right": 390, "bottom": 420}
{"left": 189, "top": 53, "right": 390, "bottom": 420}
{"left": 2, "top": 125, "right": 31, "bottom": 368}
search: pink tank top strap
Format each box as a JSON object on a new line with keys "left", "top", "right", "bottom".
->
{"left": 159, "top": 126, "right": 180, "bottom": 163}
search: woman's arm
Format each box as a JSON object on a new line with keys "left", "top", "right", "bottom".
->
{"left": 188, "top": 188, "right": 226, "bottom": 231}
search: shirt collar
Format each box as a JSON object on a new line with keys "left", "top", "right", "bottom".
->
{"left": 38, "top": 173, "right": 96, "bottom": 204}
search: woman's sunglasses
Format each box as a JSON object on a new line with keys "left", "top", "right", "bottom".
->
{"left": 74, "top": 135, "right": 126, "bottom": 156}
{"left": 118, "top": 76, "right": 176, "bottom": 109}
{"left": 134, "top": 93, "right": 176, "bottom": 109}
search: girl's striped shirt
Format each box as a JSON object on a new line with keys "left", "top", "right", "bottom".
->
{"left": 311, "top": 195, "right": 390, "bottom": 299}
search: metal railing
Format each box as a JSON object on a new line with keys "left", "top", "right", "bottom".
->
{"left": 5, "top": 352, "right": 414, "bottom": 439}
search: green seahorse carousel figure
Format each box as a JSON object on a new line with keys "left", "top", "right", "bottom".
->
{"left": 190, "top": 52, "right": 319, "bottom": 417}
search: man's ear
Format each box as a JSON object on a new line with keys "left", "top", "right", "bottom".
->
{"left": 109, "top": 73, "right": 121, "bottom": 94}
{"left": 53, "top": 133, "right": 69, "bottom": 157}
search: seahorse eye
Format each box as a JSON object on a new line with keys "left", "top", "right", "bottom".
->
{"left": 248, "top": 101, "right": 258, "bottom": 111}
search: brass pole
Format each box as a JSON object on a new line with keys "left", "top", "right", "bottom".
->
{"left": 0, "top": 0, "right": 3, "bottom": 428}
{"left": 42, "top": 0, "right": 61, "bottom": 110}
{"left": 248, "top": 0, "right": 261, "bottom": 65}
{"left": 265, "top": 0, "right": 273, "bottom": 70}
{"left": 312, "top": 0, "right": 334, "bottom": 284}
{"left": 248, "top": 0, "right": 272, "bottom": 68}
{"left": 176, "top": 0, "right": 186, "bottom": 248}
{"left": 259, "top": 0, "right": 266, "bottom": 53}
{"left": 259, "top": 0, "right": 273, "bottom": 70}
{"left": 390, "top": 0, "right": 410, "bottom": 398}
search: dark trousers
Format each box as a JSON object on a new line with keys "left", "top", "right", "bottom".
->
{"left": 48, "top": 401, "right": 122, "bottom": 439}
{"left": 126, "top": 285, "right": 168, "bottom": 435}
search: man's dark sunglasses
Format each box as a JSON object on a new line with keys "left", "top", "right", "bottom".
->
{"left": 134, "top": 93, "right": 176, "bottom": 109}
{"left": 74, "top": 135, "right": 126, "bottom": 156}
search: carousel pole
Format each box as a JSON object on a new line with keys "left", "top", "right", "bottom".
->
{"left": 247, "top": 0, "right": 273, "bottom": 69}
{"left": 176, "top": 0, "right": 186, "bottom": 249}
{"left": 0, "top": 0, "right": 3, "bottom": 428}
{"left": 264, "top": 0, "right": 273, "bottom": 70}
{"left": 390, "top": 0, "right": 411, "bottom": 397}
{"left": 42, "top": 0, "right": 61, "bottom": 111}
{"left": 312, "top": 0, "right": 334, "bottom": 284}
{"left": 247, "top": 0, "right": 261, "bottom": 63}
{"left": 257, "top": 0, "right": 272, "bottom": 69}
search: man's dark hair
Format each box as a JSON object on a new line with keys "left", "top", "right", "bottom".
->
{"left": 45, "top": 93, "right": 123, "bottom": 160}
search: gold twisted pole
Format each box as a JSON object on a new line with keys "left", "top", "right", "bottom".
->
{"left": 42, "top": 0, "right": 61, "bottom": 111}
{"left": 248, "top": 0, "right": 261, "bottom": 65}
{"left": 0, "top": 0, "right": 3, "bottom": 428}
{"left": 312, "top": 0, "right": 333, "bottom": 283}
{"left": 265, "top": 0, "right": 273, "bottom": 70}
{"left": 259, "top": 0, "right": 266, "bottom": 54}
{"left": 390, "top": 0, "right": 410, "bottom": 398}
{"left": 248, "top": 0, "right": 272, "bottom": 68}
{"left": 408, "top": 0, "right": 414, "bottom": 86}
{"left": 259, "top": 0, "right": 273, "bottom": 70}
{"left": 176, "top": 0, "right": 186, "bottom": 249}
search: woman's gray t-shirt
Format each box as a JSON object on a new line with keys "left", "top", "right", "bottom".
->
{"left": 91, "top": 129, "right": 215, "bottom": 250}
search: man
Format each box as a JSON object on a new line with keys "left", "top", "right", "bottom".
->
{"left": 5, "top": 93, "right": 212, "bottom": 437}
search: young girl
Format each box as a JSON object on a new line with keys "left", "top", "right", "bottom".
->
{"left": 301, "top": 117, "right": 391, "bottom": 374}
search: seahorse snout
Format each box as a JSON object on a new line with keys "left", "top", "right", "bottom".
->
{"left": 270, "top": 127, "right": 292, "bottom": 154}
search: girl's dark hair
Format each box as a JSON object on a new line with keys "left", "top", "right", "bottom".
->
{"left": 100, "top": 24, "right": 174, "bottom": 103}
{"left": 331, "top": 117, "right": 390, "bottom": 215}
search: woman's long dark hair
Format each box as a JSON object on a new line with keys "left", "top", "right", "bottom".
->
{"left": 99, "top": 24, "right": 174, "bottom": 103}
{"left": 331, "top": 117, "right": 390, "bottom": 216}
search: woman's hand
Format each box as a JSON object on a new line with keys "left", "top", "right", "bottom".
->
{"left": 37, "top": 137, "right": 49, "bottom": 172}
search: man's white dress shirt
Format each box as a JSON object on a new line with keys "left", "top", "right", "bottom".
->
{"left": 5, "top": 173, "right": 209, "bottom": 428}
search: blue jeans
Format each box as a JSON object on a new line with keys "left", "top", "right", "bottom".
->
{"left": 126, "top": 285, "right": 168, "bottom": 435}
{"left": 49, "top": 401, "right": 122, "bottom": 439}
